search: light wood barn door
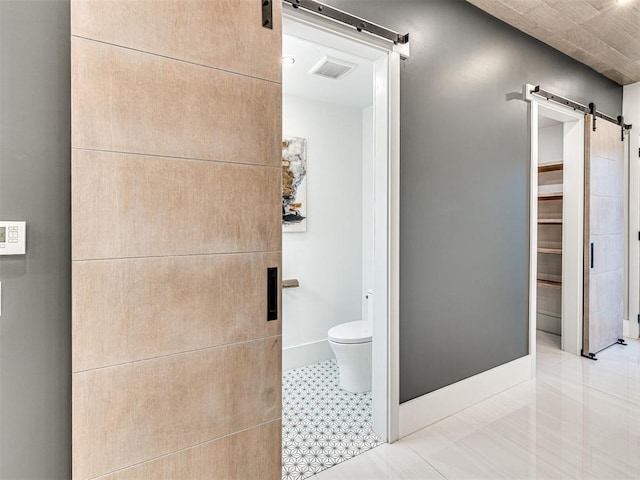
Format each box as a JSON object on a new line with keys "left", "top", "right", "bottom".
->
{"left": 583, "top": 115, "right": 625, "bottom": 357}
{"left": 71, "top": 1, "right": 282, "bottom": 478}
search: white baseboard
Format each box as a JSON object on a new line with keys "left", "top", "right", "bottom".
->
{"left": 623, "top": 318, "right": 630, "bottom": 338}
{"left": 398, "top": 355, "right": 533, "bottom": 438}
{"left": 283, "top": 339, "right": 334, "bottom": 372}
{"left": 536, "top": 313, "right": 561, "bottom": 336}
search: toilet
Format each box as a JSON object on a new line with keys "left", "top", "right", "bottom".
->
{"left": 328, "top": 291, "right": 373, "bottom": 393}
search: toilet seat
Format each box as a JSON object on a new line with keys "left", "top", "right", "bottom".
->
{"left": 328, "top": 320, "right": 371, "bottom": 344}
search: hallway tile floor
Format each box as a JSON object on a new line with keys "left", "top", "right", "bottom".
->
{"left": 311, "top": 332, "right": 640, "bottom": 479}
{"left": 282, "top": 360, "right": 383, "bottom": 480}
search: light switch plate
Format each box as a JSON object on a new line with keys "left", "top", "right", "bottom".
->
{"left": 0, "top": 221, "right": 26, "bottom": 255}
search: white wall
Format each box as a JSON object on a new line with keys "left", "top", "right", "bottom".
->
{"left": 362, "top": 105, "right": 374, "bottom": 314}
{"left": 623, "top": 82, "right": 640, "bottom": 339}
{"left": 282, "top": 94, "right": 369, "bottom": 370}
{"left": 538, "top": 124, "right": 563, "bottom": 164}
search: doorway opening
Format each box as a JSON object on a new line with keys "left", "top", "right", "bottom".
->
{"left": 536, "top": 116, "right": 565, "bottom": 338}
{"left": 528, "top": 86, "right": 631, "bottom": 366}
{"left": 530, "top": 98, "right": 585, "bottom": 361}
{"left": 280, "top": 12, "right": 401, "bottom": 479}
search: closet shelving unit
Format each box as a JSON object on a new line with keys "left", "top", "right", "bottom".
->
{"left": 538, "top": 161, "right": 563, "bottom": 173}
{"left": 537, "top": 279, "right": 562, "bottom": 290}
{"left": 538, "top": 218, "right": 562, "bottom": 224}
{"left": 538, "top": 192, "right": 563, "bottom": 201}
{"left": 537, "top": 247, "right": 562, "bottom": 255}
{"left": 537, "top": 160, "right": 563, "bottom": 292}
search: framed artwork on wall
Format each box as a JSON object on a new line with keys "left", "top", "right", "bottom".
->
{"left": 282, "top": 136, "right": 307, "bottom": 232}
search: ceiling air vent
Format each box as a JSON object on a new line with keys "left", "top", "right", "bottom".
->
{"left": 309, "top": 56, "right": 357, "bottom": 80}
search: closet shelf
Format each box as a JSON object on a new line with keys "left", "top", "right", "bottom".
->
{"left": 537, "top": 279, "right": 562, "bottom": 290}
{"left": 538, "top": 218, "right": 562, "bottom": 224}
{"left": 538, "top": 247, "right": 562, "bottom": 255}
{"left": 538, "top": 193, "right": 563, "bottom": 200}
{"left": 538, "top": 161, "right": 563, "bottom": 173}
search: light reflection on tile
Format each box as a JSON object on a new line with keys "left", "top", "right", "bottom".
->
{"left": 314, "top": 443, "right": 445, "bottom": 479}
{"left": 315, "top": 331, "right": 640, "bottom": 479}
{"left": 401, "top": 412, "right": 574, "bottom": 479}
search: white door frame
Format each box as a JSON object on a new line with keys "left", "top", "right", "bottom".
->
{"left": 623, "top": 83, "right": 640, "bottom": 340}
{"left": 526, "top": 84, "right": 585, "bottom": 358}
{"left": 282, "top": 6, "right": 403, "bottom": 443}
{"left": 628, "top": 129, "right": 640, "bottom": 339}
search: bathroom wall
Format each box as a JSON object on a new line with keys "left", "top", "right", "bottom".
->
{"left": 0, "top": 1, "right": 71, "bottom": 477}
{"left": 282, "top": 94, "right": 370, "bottom": 370}
{"left": 324, "top": 0, "right": 622, "bottom": 402}
{"left": 362, "top": 105, "right": 375, "bottom": 315}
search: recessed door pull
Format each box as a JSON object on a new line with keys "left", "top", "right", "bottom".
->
{"left": 267, "top": 267, "right": 278, "bottom": 321}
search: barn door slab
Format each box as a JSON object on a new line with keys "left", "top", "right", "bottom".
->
{"left": 71, "top": 1, "right": 282, "bottom": 478}
{"left": 583, "top": 115, "right": 625, "bottom": 357}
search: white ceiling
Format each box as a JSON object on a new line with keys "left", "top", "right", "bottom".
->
{"left": 282, "top": 33, "right": 374, "bottom": 109}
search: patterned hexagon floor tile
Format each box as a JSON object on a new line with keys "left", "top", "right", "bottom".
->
{"left": 282, "top": 360, "right": 383, "bottom": 480}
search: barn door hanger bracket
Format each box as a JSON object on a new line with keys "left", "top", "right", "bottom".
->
{"left": 594, "top": 110, "right": 630, "bottom": 137}
{"left": 589, "top": 103, "right": 597, "bottom": 131}
{"left": 262, "top": 0, "right": 273, "bottom": 29}
{"left": 282, "top": 0, "right": 410, "bottom": 45}
{"left": 617, "top": 115, "right": 633, "bottom": 141}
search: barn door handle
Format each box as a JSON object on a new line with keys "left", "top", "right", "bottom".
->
{"left": 590, "top": 243, "right": 594, "bottom": 269}
{"left": 267, "top": 267, "right": 278, "bottom": 321}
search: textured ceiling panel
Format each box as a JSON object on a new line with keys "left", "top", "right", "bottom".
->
{"left": 467, "top": 0, "right": 640, "bottom": 85}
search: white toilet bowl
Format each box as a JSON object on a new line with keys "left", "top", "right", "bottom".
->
{"left": 328, "top": 320, "right": 372, "bottom": 393}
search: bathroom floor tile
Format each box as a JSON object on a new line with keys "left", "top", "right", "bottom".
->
{"left": 282, "top": 360, "right": 382, "bottom": 480}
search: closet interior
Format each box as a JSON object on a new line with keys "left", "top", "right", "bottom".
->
{"left": 537, "top": 118, "right": 564, "bottom": 336}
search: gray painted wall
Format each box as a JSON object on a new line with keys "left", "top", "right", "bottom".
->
{"left": 0, "top": 1, "right": 71, "bottom": 477}
{"left": 325, "top": 0, "right": 622, "bottom": 402}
